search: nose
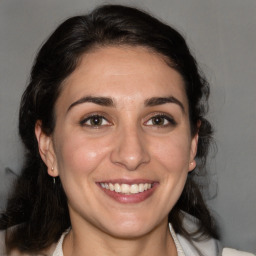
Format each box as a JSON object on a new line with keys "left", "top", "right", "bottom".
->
{"left": 110, "top": 127, "right": 150, "bottom": 171}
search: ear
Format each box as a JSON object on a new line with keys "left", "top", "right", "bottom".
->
{"left": 188, "top": 121, "right": 201, "bottom": 172}
{"left": 35, "top": 120, "right": 59, "bottom": 177}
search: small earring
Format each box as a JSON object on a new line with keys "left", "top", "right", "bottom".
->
{"left": 51, "top": 167, "right": 56, "bottom": 184}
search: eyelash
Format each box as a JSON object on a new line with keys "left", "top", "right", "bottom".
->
{"left": 144, "top": 113, "right": 177, "bottom": 127}
{"left": 79, "top": 113, "right": 177, "bottom": 128}
{"left": 80, "top": 114, "right": 111, "bottom": 128}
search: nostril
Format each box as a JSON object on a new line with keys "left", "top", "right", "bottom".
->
{"left": 110, "top": 129, "right": 150, "bottom": 170}
{"left": 110, "top": 146, "right": 150, "bottom": 171}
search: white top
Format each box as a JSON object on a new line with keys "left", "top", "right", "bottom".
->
{"left": 0, "top": 214, "right": 254, "bottom": 256}
{"left": 52, "top": 224, "right": 186, "bottom": 256}
{"left": 51, "top": 212, "right": 219, "bottom": 256}
{"left": 51, "top": 223, "right": 255, "bottom": 256}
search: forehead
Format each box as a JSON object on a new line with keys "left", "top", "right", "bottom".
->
{"left": 57, "top": 46, "right": 188, "bottom": 110}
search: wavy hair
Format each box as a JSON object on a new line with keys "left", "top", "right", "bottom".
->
{"left": 0, "top": 4, "right": 218, "bottom": 253}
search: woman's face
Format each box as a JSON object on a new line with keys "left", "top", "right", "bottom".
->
{"left": 37, "top": 46, "right": 198, "bottom": 238}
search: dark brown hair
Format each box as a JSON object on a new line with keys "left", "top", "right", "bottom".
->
{"left": 0, "top": 4, "right": 218, "bottom": 253}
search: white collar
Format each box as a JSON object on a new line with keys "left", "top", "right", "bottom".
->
{"left": 52, "top": 224, "right": 185, "bottom": 256}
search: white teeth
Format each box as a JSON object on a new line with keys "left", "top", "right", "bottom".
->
{"left": 100, "top": 182, "right": 152, "bottom": 194}
{"left": 114, "top": 183, "right": 121, "bottom": 192}
{"left": 109, "top": 183, "right": 114, "bottom": 191}
{"left": 130, "top": 184, "right": 138, "bottom": 194}
{"left": 121, "top": 184, "right": 130, "bottom": 194}
{"left": 138, "top": 183, "right": 144, "bottom": 192}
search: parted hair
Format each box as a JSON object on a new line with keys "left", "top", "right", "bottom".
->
{"left": 0, "top": 4, "right": 218, "bottom": 253}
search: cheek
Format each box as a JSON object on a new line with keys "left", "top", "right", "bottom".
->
{"left": 54, "top": 133, "right": 110, "bottom": 179}
{"left": 151, "top": 132, "right": 191, "bottom": 171}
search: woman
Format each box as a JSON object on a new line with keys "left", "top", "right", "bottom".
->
{"left": 0, "top": 4, "right": 254, "bottom": 256}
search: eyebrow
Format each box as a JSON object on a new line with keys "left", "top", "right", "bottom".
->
{"left": 145, "top": 96, "right": 185, "bottom": 112}
{"left": 67, "top": 96, "right": 115, "bottom": 112}
{"left": 67, "top": 95, "right": 185, "bottom": 113}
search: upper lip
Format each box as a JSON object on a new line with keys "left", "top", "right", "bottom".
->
{"left": 96, "top": 179, "right": 157, "bottom": 185}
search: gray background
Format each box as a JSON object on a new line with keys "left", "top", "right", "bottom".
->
{"left": 0, "top": 0, "right": 255, "bottom": 253}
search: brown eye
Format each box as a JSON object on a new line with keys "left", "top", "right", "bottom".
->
{"left": 151, "top": 116, "right": 165, "bottom": 125}
{"left": 145, "top": 114, "right": 177, "bottom": 127}
{"left": 89, "top": 116, "right": 103, "bottom": 126}
{"left": 80, "top": 115, "right": 110, "bottom": 127}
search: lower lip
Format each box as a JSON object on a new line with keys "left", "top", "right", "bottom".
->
{"left": 97, "top": 184, "right": 158, "bottom": 204}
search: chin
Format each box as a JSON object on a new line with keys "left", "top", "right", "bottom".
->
{"left": 100, "top": 214, "right": 160, "bottom": 239}
{"left": 106, "top": 225, "right": 151, "bottom": 239}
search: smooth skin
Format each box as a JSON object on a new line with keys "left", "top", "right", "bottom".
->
{"left": 35, "top": 46, "right": 198, "bottom": 256}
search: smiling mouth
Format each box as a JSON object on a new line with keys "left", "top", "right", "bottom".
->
{"left": 99, "top": 182, "right": 153, "bottom": 195}
{"left": 97, "top": 180, "right": 158, "bottom": 203}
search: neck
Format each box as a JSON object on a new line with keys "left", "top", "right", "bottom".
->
{"left": 63, "top": 219, "right": 177, "bottom": 256}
